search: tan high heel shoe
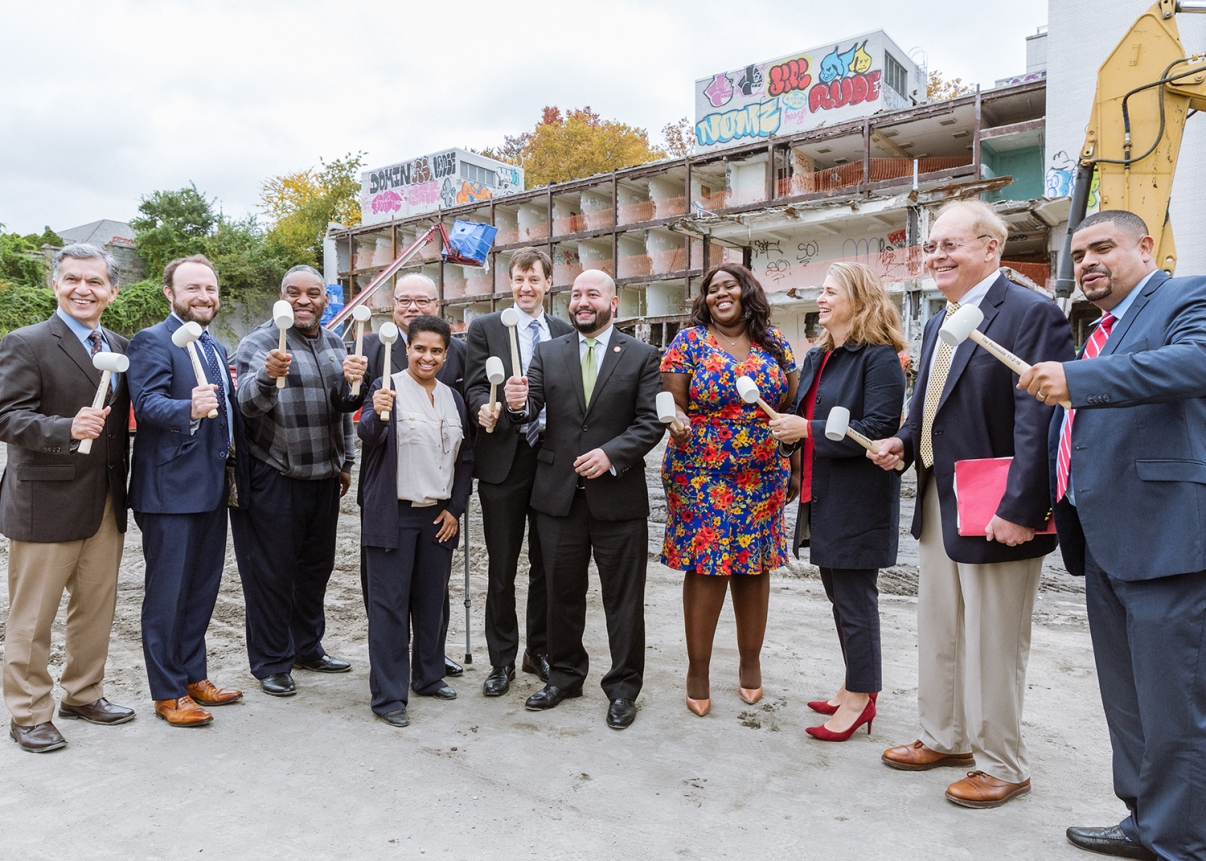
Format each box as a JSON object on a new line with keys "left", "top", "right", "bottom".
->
{"left": 738, "top": 686, "right": 763, "bottom": 705}
{"left": 686, "top": 696, "right": 711, "bottom": 716}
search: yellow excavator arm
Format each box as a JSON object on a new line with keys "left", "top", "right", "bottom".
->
{"left": 1054, "top": 0, "right": 1206, "bottom": 296}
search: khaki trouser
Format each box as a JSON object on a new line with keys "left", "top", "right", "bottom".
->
{"left": 916, "top": 477, "right": 1043, "bottom": 784}
{"left": 3, "top": 497, "right": 124, "bottom": 726}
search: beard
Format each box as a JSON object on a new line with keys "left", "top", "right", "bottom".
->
{"left": 1079, "top": 265, "right": 1115, "bottom": 303}
{"left": 173, "top": 297, "right": 218, "bottom": 325}
{"left": 572, "top": 303, "right": 613, "bottom": 334}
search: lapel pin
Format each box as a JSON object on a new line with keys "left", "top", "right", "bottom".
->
{"left": 613, "top": 346, "right": 621, "bottom": 353}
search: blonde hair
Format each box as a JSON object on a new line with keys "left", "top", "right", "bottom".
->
{"left": 935, "top": 199, "right": 1008, "bottom": 251}
{"left": 814, "top": 262, "right": 907, "bottom": 352}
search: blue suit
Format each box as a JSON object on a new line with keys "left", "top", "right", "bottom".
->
{"left": 1050, "top": 271, "right": 1206, "bottom": 860}
{"left": 126, "top": 315, "right": 240, "bottom": 701}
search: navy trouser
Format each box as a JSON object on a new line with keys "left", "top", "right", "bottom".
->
{"left": 365, "top": 501, "right": 453, "bottom": 715}
{"left": 136, "top": 507, "right": 227, "bottom": 700}
{"left": 1084, "top": 545, "right": 1206, "bottom": 860}
{"left": 230, "top": 456, "right": 341, "bottom": 678}
{"left": 818, "top": 567, "right": 882, "bottom": 694}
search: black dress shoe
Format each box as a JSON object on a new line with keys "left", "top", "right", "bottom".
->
{"left": 377, "top": 708, "right": 410, "bottom": 727}
{"left": 58, "top": 697, "right": 135, "bottom": 725}
{"left": 483, "top": 664, "right": 516, "bottom": 697}
{"left": 521, "top": 651, "right": 550, "bottom": 683}
{"left": 524, "top": 685, "right": 581, "bottom": 711}
{"left": 444, "top": 657, "right": 464, "bottom": 677}
{"left": 293, "top": 655, "right": 351, "bottom": 673}
{"left": 1066, "top": 825, "right": 1158, "bottom": 860}
{"left": 260, "top": 673, "right": 297, "bottom": 697}
{"left": 9, "top": 720, "right": 67, "bottom": 753}
{"left": 606, "top": 698, "right": 637, "bottom": 730}
{"left": 416, "top": 684, "right": 457, "bottom": 700}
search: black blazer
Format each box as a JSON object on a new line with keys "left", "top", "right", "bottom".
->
{"left": 357, "top": 378, "right": 474, "bottom": 551}
{"left": 898, "top": 273, "right": 1074, "bottom": 564}
{"left": 514, "top": 329, "right": 665, "bottom": 520}
{"left": 363, "top": 331, "right": 467, "bottom": 398}
{"left": 465, "top": 309, "right": 574, "bottom": 484}
{"left": 0, "top": 314, "right": 130, "bottom": 541}
{"left": 786, "top": 343, "right": 906, "bottom": 569}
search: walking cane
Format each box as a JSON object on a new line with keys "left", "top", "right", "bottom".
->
{"left": 463, "top": 504, "right": 472, "bottom": 665}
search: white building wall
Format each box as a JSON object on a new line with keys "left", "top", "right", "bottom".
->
{"left": 1046, "top": 0, "right": 1206, "bottom": 274}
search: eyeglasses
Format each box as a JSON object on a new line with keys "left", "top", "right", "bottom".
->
{"left": 394, "top": 296, "right": 435, "bottom": 308}
{"left": 922, "top": 235, "right": 992, "bottom": 255}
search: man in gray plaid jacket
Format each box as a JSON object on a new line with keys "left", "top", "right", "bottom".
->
{"left": 231, "top": 265, "right": 368, "bottom": 698}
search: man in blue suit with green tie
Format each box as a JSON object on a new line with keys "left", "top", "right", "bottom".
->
{"left": 126, "top": 255, "right": 247, "bottom": 728}
{"left": 1021, "top": 210, "right": 1206, "bottom": 861}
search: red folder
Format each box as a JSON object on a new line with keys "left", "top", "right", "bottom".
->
{"left": 952, "top": 457, "right": 1057, "bottom": 537}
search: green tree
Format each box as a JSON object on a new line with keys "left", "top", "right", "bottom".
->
{"left": 130, "top": 184, "right": 217, "bottom": 276}
{"left": 206, "top": 214, "right": 290, "bottom": 304}
{"left": 260, "top": 152, "right": 364, "bottom": 267}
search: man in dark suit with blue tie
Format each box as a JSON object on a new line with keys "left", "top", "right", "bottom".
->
{"left": 126, "top": 255, "right": 245, "bottom": 727}
{"left": 1021, "top": 210, "right": 1206, "bottom": 861}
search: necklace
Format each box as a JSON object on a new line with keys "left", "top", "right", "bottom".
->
{"left": 711, "top": 325, "right": 747, "bottom": 348}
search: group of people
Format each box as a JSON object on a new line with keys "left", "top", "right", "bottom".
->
{"left": 0, "top": 197, "right": 1202, "bottom": 859}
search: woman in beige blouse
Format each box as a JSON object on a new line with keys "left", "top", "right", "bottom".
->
{"left": 358, "top": 315, "right": 474, "bottom": 728}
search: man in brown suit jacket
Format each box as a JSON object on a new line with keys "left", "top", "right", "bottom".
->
{"left": 0, "top": 244, "right": 135, "bottom": 753}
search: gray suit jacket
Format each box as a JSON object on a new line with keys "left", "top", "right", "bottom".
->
{"left": 0, "top": 314, "right": 130, "bottom": 541}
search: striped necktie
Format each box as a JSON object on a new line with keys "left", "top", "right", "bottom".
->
{"left": 919, "top": 302, "right": 960, "bottom": 468}
{"left": 1055, "top": 312, "right": 1116, "bottom": 502}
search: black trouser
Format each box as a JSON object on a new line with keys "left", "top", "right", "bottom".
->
{"left": 818, "top": 567, "right": 882, "bottom": 694}
{"left": 230, "top": 456, "right": 341, "bottom": 679}
{"left": 136, "top": 507, "right": 227, "bottom": 700}
{"left": 360, "top": 545, "right": 452, "bottom": 665}
{"left": 478, "top": 439, "right": 547, "bottom": 668}
{"left": 537, "top": 491, "right": 646, "bottom": 701}
{"left": 365, "top": 502, "right": 453, "bottom": 714}
{"left": 1084, "top": 544, "right": 1206, "bottom": 860}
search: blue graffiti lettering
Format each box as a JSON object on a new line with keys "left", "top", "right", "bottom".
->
{"left": 695, "top": 98, "right": 782, "bottom": 147}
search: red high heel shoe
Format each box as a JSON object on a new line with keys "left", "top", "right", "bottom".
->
{"left": 807, "top": 691, "right": 877, "bottom": 716}
{"left": 806, "top": 697, "right": 876, "bottom": 741}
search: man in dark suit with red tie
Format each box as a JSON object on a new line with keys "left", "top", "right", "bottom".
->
{"left": 126, "top": 255, "right": 246, "bottom": 727}
{"left": 870, "top": 200, "right": 1074, "bottom": 807}
{"left": 1021, "top": 210, "right": 1206, "bottom": 861}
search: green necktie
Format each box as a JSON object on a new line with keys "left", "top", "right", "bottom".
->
{"left": 582, "top": 338, "right": 598, "bottom": 406}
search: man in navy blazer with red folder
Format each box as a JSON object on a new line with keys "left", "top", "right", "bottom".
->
{"left": 870, "top": 200, "right": 1074, "bottom": 808}
{"left": 1021, "top": 210, "right": 1206, "bottom": 861}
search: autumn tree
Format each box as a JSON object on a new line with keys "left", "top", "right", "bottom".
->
{"left": 661, "top": 117, "right": 694, "bottom": 159}
{"left": 260, "top": 152, "right": 364, "bottom": 267}
{"left": 484, "top": 107, "right": 667, "bottom": 188}
{"left": 928, "top": 70, "right": 975, "bottom": 100}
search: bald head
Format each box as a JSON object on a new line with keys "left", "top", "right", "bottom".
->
{"left": 393, "top": 272, "right": 440, "bottom": 328}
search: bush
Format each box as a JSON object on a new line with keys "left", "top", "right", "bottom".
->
{"left": 102, "top": 279, "right": 169, "bottom": 338}
{"left": 0, "top": 279, "right": 57, "bottom": 337}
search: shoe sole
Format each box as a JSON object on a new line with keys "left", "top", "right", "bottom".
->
{"left": 292, "top": 665, "right": 351, "bottom": 674}
{"left": 56, "top": 710, "right": 136, "bottom": 726}
{"left": 191, "top": 696, "right": 243, "bottom": 707}
{"left": 154, "top": 711, "right": 213, "bottom": 728}
{"left": 377, "top": 714, "right": 410, "bottom": 728}
{"left": 945, "top": 784, "right": 1031, "bottom": 809}
{"left": 260, "top": 687, "right": 297, "bottom": 698}
{"left": 9, "top": 730, "right": 67, "bottom": 753}
{"left": 882, "top": 755, "right": 976, "bottom": 772}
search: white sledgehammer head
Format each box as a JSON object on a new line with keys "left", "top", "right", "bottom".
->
{"left": 351, "top": 305, "right": 372, "bottom": 323}
{"left": 656, "top": 391, "right": 678, "bottom": 424}
{"left": 378, "top": 321, "right": 399, "bottom": 345}
{"left": 170, "top": 321, "right": 203, "bottom": 348}
{"left": 93, "top": 352, "right": 129, "bottom": 374}
{"left": 273, "top": 300, "right": 294, "bottom": 330}
{"left": 939, "top": 304, "right": 984, "bottom": 347}
{"left": 499, "top": 307, "right": 521, "bottom": 328}
{"left": 824, "top": 405, "right": 851, "bottom": 441}
{"left": 485, "top": 356, "right": 506, "bottom": 385}
{"left": 735, "top": 375, "right": 760, "bottom": 404}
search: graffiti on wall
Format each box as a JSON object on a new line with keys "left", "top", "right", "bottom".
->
{"left": 768, "top": 56, "right": 812, "bottom": 97}
{"left": 810, "top": 41, "right": 881, "bottom": 113}
{"left": 1045, "top": 151, "right": 1100, "bottom": 210}
{"left": 440, "top": 179, "right": 495, "bottom": 208}
{"left": 695, "top": 99, "right": 782, "bottom": 147}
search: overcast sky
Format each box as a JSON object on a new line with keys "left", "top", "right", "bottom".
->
{"left": 0, "top": 0, "right": 1048, "bottom": 235}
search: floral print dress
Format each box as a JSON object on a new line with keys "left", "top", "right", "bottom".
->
{"left": 660, "top": 326, "right": 795, "bottom": 576}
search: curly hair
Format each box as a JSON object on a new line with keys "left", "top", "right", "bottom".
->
{"left": 690, "top": 264, "right": 790, "bottom": 371}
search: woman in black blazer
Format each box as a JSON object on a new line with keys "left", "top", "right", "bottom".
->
{"left": 769, "top": 262, "right": 906, "bottom": 741}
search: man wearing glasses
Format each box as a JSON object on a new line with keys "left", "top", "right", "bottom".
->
{"left": 360, "top": 272, "right": 467, "bottom": 678}
{"left": 868, "top": 200, "right": 1073, "bottom": 808}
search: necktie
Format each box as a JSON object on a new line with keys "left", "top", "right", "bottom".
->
{"left": 582, "top": 338, "right": 599, "bottom": 406}
{"left": 919, "top": 303, "right": 960, "bottom": 468}
{"left": 522, "top": 320, "right": 543, "bottom": 447}
{"left": 87, "top": 330, "right": 103, "bottom": 357}
{"left": 199, "top": 332, "right": 230, "bottom": 448}
{"left": 1055, "top": 312, "right": 1116, "bottom": 502}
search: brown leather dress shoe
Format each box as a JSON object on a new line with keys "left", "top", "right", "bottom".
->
{"left": 58, "top": 697, "right": 135, "bottom": 725}
{"left": 945, "top": 771, "right": 1031, "bottom": 808}
{"left": 9, "top": 720, "right": 67, "bottom": 753}
{"left": 154, "top": 696, "right": 213, "bottom": 727}
{"left": 882, "top": 740, "right": 976, "bottom": 771}
{"left": 188, "top": 679, "right": 243, "bottom": 706}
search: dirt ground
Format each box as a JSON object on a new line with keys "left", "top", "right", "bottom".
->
{"left": 0, "top": 443, "right": 1124, "bottom": 860}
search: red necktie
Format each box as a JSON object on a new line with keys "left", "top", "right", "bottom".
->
{"left": 1055, "top": 312, "right": 1116, "bottom": 502}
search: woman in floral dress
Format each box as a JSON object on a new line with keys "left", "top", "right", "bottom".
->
{"left": 660, "top": 264, "right": 799, "bottom": 716}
